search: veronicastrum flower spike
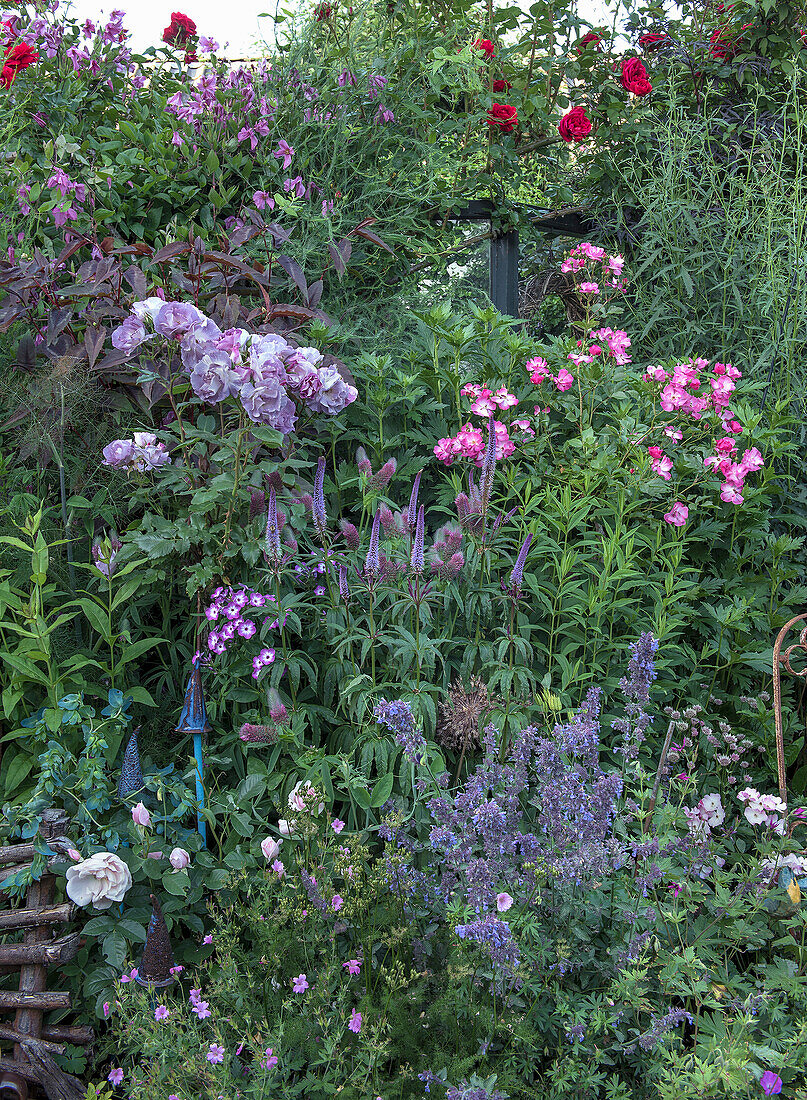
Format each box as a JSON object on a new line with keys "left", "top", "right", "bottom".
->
{"left": 410, "top": 504, "right": 425, "bottom": 574}
{"left": 265, "top": 487, "right": 282, "bottom": 565}
{"left": 479, "top": 415, "right": 497, "bottom": 518}
{"left": 510, "top": 533, "right": 533, "bottom": 589}
{"left": 313, "top": 456, "right": 328, "bottom": 542}
{"left": 365, "top": 510, "right": 381, "bottom": 578}
{"left": 406, "top": 470, "right": 422, "bottom": 533}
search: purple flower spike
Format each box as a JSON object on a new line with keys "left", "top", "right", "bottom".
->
{"left": 313, "top": 456, "right": 328, "bottom": 541}
{"left": 406, "top": 471, "right": 422, "bottom": 533}
{"left": 510, "top": 533, "right": 532, "bottom": 589}
{"left": 339, "top": 564, "right": 350, "bottom": 601}
{"left": 264, "top": 488, "right": 282, "bottom": 565}
{"left": 364, "top": 510, "right": 381, "bottom": 579}
{"left": 410, "top": 505, "right": 425, "bottom": 574}
{"left": 479, "top": 415, "right": 497, "bottom": 517}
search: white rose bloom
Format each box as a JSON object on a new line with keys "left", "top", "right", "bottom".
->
{"left": 65, "top": 852, "right": 132, "bottom": 910}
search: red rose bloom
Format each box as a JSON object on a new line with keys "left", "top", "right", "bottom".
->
{"left": 638, "top": 32, "right": 669, "bottom": 50}
{"left": 492, "top": 78, "right": 512, "bottom": 93}
{"left": 620, "top": 56, "right": 652, "bottom": 95}
{"left": 315, "top": 3, "right": 333, "bottom": 20}
{"left": 474, "top": 38, "right": 495, "bottom": 59}
{"left": 576, "top": 31, "right": 603, "bottom": 52}
{"left": 558, "top": 105, "right": 592, "bottom": 142}
{"left": 1, "top": 40, "right": 38, "bottom": 88}
{"left": 162, "top": 12, "right": 197, "bottom": 46}
{"left": 487, "top": 102, "right": 517, "bottom": 133}
{"left": 709, "top": 24, "right": 750, "bottom": 58}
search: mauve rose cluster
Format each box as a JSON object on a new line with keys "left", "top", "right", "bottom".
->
{"left": 101, "top": 431, "right": 171, "bottom": 472}
{"left": 110, "top": 298, "right": 357, "bottom": 436}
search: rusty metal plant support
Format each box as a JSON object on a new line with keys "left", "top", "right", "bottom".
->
{"left": 0, "top": 811, "right": 91, "bottom": 1100}
{"left": 772, "top": 613, "right": 807, "bottom": 806}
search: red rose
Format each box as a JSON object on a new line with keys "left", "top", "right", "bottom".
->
{"left": 487, "top": 102, "right": 517, "bottom": 133}
{"left": 184, "top": 50, "right": 198, "bottom": 62}
{"left": 576, "top": 31, "right": 603, "bottom": 52}
{"left": 492, "top": 78, "right": 512, "bottom": 93}
{"left": 474, "top": 38, "right": 495, "bottom": 59}
{"left": 162, "top": 11, "right": 197, "bottom": 46}
{"left": 709, "top": 24, "right": 750, "bottom": 58}
{"left": 1, "top": 40, "right": 38, "bottom": 88}
{"left": 620, "top": 56, "right": 652, "bottom": 95}
{"left": 638, "top": 32, "right": 669, "bottom": 50}
{"left": 315, "top": 3, "right": 333, "bottom": 19}
{"left": 558, "top": 105, "right": 592, "bottom": 142}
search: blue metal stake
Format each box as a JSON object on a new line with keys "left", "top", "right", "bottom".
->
{"left": 193, "top": 730, "right": 206, "bottom": 847}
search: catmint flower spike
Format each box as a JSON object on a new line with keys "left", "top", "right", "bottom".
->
{"left": 313, "top": 456, "right": 328, "bottom": 541}
{"left": 264, "top": 487, "right": 282, "bottom": 564}
{"left": 410, "top": 504, "right": 425, "bottom": 574}
{"left": 510, "top": 533, "right": 532, "bottom": 588}
{"left": 406, "top": 471, "right": 422, "bottom": 533}
{"left": 479, "top": 415, "right": 497, "bottom": 516}
{"left": 364, "top": 510, "right": 381, "bottom": 578}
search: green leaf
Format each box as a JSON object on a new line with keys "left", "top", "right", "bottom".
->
{"left": 102, "top": 931, "right": 127, "bottom": 970}
{"left": 370, "top": 771, "right": 394, "bottom": 808}
{"left": 4, "top": 752, "right": 35, "bottom": 796}
{"left": 161, "top": 870, "right": 190, "bottom": 896}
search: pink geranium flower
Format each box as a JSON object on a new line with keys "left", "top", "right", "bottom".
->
{"left": 663, "top": 502, "right": 689, "bottom": 527}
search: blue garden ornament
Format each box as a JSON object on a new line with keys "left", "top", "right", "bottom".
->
{"left": 176, "top": 658, "right": 212, "bottom": 846}
{"left": 117, "top": 726, "right": 145, "bottom": 800}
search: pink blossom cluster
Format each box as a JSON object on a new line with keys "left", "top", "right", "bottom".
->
{"left": 683, "top": 792, "right": 725, "bottom": 838}
{"left": 101, "top": 432, "right": 171, "bottom": 472}
{"left": 568, "top": 327, "right": 632, "bottom": 367}
{"left": 560, "top": 242, "right": 627, "bottom": 295}
{"left": 434, "top": 419, "right": 515, "bottom": 466}
{"left": 460, "top": 382, "right": 519, "bottom": 415}
{"left": 204, "top": 585, "right": 280, "bottom": 675}
{"left": 737, "top": 788, "right": 787, "bottom": 834}
{"left": 704, "top": 439, "right": 763, "bottom": 505}
{"left": 526, "top": 355, "right": 574, "bottom": 391}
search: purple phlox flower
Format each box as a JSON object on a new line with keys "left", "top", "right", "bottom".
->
{"left": 410, "top": 505, "right": 425, "bottom": 574}
{"left": 273, "top": 139, "right": 295, "bottom": 169}
{"left": 206, "top": 1043, "right": 225, "bottom": 1065}
{"left": 364, "top": 510, "right": 381, "bottom": 579}
{"left": 313, "top": 456, "right": 328, "bottom": 541}
{"left": 154, "top": 1004, "right": 169, "bottom": 1021}
{"left": 406, "top": 470, "right": 422, "bottom": 532}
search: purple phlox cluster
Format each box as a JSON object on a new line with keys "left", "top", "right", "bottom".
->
{"left": 101, "top": 432, "right": 171, "bottom": 472}
{"left": 108, "top": 301, "right": 356, "bottom": 437}
{"left": 203, "top": 584, "right": 278, "bottom": 675}
{"left": 613, "top": 633, "right": 658, "bottom": 759}
{"left": 374, "top": 699, "right": 427, "bottom": 765}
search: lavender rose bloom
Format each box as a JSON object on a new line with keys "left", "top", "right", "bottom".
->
{"left": 111, "top": 315, "right": 148, "bottom": 354}
{"left": 131, "top": 432, "right": 171, "bottom": 471}
{"left": 216, "top": 328, "right": 251, "bottom": 363}
{"left": 307, "top": 366, "right": 358, "bottom": 416}
{"left": 240, "top": 376, "right": 297, "bottom": 434}
{"left": 249, "top": 333, "right": 291, "bottom": 379}
{"left": 154, "top": 301, "right": 208, "bottom": 339}
{"left": 190, "top": 351, "right": 243, "bottom": 404}
{"left": 102, "top": 439, "right": 136, "bottom": 467}
{"left": 285, "top": 346, "right": 324, "bottom": 371}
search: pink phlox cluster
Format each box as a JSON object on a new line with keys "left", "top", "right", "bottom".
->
{"left": 737, "top": 788, "right": 787, "bottom": 834}
{"left": 683, "top": 792, "right": 725, "bottom": 839}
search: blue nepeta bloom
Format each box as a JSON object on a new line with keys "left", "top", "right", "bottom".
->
{"left": 454, "top": 914, "right": 520, "bottom": 974}
{"left": 374, "top": 699, "right": 427, "bottom": 764}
